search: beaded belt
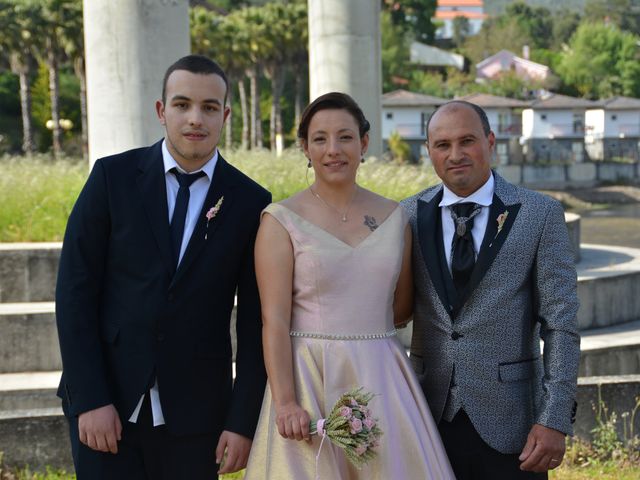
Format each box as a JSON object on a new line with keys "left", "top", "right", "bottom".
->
{"left": 289, "top": 330, "right": 397, "bottom": 340}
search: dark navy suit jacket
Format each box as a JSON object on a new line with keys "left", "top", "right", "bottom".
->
{"left": 56, "top": 140, "right": 270, "bottom": 438}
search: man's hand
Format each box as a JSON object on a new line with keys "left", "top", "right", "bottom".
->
{"left": 78, "top": 404, "right": 122, "bottom": 454}
{"left": 216, "top": 430, "right": 252, "bottom": 474}
{"left": 519, "top": 424, "right": 566, "bottom": 472}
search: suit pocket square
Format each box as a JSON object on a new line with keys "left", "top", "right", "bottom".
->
{"left": 498, "top": 358, "right": 538, "bottom": 383}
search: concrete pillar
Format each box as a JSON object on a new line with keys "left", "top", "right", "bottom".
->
{"left": 308, "top": 0, "right": 382, "bottom": 158}
{"left": 83, "top": 0, "right": 190, "bottom": 165}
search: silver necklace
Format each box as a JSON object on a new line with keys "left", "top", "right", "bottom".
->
{"left": 309, "top": 185, "right": 358, "bottom": 222}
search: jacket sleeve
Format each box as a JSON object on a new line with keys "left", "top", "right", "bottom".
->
{"left": 55, "top": 159, "right": 113, "bottom": 417}
{"left": 224, "top": 189, "right": 271, "bottom": 438}
{"left": 533, "top": 199, "right": 580, "bottom": 435}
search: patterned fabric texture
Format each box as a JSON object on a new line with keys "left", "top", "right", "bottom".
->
{"left": 401, "top": 172, "right": 580, "bottom": 454}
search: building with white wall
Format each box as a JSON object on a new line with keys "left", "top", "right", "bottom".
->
{"left": 460, "top": 93, "right": 528, "bottom": 164}
{"left": 434, "top": 0, "right": 486, "bottom": 40}
{"left": 521, "top": 93, "right": 597, "bottom": 163}
{"left": 585, "top": 96, "right": 640, "bottom": 162}
{"left": 381, "top": 89, "right": 448, "bottom": 161}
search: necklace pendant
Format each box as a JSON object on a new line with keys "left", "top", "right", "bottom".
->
{"left": 341, "top": 214, "right": 347, "bottom": 222}
{"left": 456, "top": 222, "right": 466, "bottom": 237}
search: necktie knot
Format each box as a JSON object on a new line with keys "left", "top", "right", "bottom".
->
{"left": 171, "top": 168, "right": 205, "bottom": 189}
{"left": 451, "top": 202, "right": 480, "bottom": 238}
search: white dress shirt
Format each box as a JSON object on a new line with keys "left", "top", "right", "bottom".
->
{"left": 128, "top": 139, "right": 218, "bottom": 426}
{"left": 439, "top": 174, "right": 495, "bottom": 273}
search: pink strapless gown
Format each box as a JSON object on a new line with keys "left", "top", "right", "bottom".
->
{"left": 244, "top": 203, "right": 454, "bottom": 479}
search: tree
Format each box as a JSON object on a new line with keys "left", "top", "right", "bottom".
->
{"left": 0, "top": 0, "right": 43, "bottom": 155}
{"left": 382, "top": 0, "right": 437, "bottom": 44}
{"left": 452, "top": 16, "right": 471, "bottom": 47}
{"left": 585, "top": 0, "right": 640, "bottom": 35}
{"left": 58, "top": 0, "right": 85, "bottom": 157}
{"left": 381, "top": 10, "right": 410, "bottom": 92}
{"left": 557, "top": 22, "right": 640, "bottom": 98}
{"left": 260, "top": 2, "right": 307, "bottom": 151}
{"left": 551, "top": 8, "right": 582, "bottom": 49}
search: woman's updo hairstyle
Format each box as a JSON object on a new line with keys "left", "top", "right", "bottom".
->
{"left": 297, "top": 92, "right": 370, "bottom": 142}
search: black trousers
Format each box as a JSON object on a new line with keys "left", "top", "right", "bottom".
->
{"left": 438, "top": 410, "right": 547, "bottom": 480}
{"left": 67, "top": 395, "right": 219, "bottom": 480}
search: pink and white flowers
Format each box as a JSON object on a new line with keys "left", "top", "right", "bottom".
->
{"left": 204, "top": 196, "right": 224, "bottom": 239}
{"left": 310, "top": 387, "right": 383, "bottom": 469}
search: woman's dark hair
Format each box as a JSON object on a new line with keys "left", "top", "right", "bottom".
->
{"left": 297, "top": 92, "right": 370, "bottom": 141}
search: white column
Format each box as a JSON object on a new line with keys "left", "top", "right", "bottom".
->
{"left": 83, "top": 0, "right": 190, "bottom": 165}
{"left": 308, "top": 0, "right": 382, "bottom": 158}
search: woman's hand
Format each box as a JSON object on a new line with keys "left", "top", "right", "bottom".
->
{"left": 275, "top": 402, "right": 311, "bottom": 441}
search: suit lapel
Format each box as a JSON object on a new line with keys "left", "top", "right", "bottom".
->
{"left": 417, "top": 189, "right": 454, "bottom": 318}
{"left": 136, "top": 142, "right": 174, "bottom": 277}
{"left": 454, "top": 175, "right": 521, "bottom": 312}
{"left": 171, "top": 157, "right": 234, "bottom": 287}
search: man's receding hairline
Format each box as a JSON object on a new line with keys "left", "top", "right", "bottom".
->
{"left": 428, "top": 101, "right": 489, "bottom": 138}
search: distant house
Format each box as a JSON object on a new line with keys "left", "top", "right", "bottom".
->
{"left": 476, "top": 50, "right": 550, "bottom": 82}
{"left": 410, "top": 41, "right": 465, "bottom": 71}
{"left": 585, "top": 96, "right": 640, "bottom": 162}
{"left": 521, "top": 93, "right": 598, "bottom": 163}
{"left": 381, "top": 89, "right": 448, "bottom": 161}
{"left": 459, "top": 93, "right": 528, "bottom": 164}
{"left": 435, "top": 0, "right": 487, "bottom": 40}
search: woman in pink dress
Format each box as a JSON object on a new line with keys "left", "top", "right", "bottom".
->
{"left": 244, "top": 92, "right": 454, "bottom": 479}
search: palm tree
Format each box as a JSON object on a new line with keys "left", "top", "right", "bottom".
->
{"left": 0, "top": 0, "right": 43, "bottom": 155}
{"left": 59, "top": 0, "right": 86, "bottom": 158}
{"left": 191, "top": 7, "right": 252, "bottom": 149}
{"left": 233, "top": 6, "right": 267, "bottom": 149}
{"left": 40, "top": 0, "right": 79, "bottom": 158}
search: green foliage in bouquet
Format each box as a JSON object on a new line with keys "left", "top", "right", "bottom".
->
{"left": 310, "top": 387, "right": 383, "bottom": 469}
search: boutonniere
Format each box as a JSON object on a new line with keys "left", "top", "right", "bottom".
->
{"left": 204, "top": 196, "right": 224, "bottom": 239}
{"left": 494, "top": 210, "right": 509, "bottom": 238}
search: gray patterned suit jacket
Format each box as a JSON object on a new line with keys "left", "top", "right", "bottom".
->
{"left": 401, "top": 172, "right": 580, "bottom": 454}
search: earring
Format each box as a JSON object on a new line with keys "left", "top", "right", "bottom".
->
{"left": 360, "top": 157, "right": 365, "bottom": 163}
{"left": 307, "top": 159, "right": 311, "bottom": 168}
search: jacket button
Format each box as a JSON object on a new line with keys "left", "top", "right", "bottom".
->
{"left": 168, "top": 293, "right": 174, "bottom": 302}
{"left": 156, "top": 332, "right": 165, "bottom": 342}
{"left": 451, "top": 331, "right": 463, "bottom": 340}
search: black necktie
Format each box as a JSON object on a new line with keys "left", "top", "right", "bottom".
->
{"left": 451, "top": 203, "right": 480, "bottom": 294}
{"left": 169, "top": 168, "right": 205, "bottom": 267}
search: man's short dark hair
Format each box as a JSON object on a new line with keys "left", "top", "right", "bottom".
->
{"left": 161, "top": 55, "right": 229, "bottom": 105}
{"left": 426, "top": 100, "right": 492, "bottom": 142}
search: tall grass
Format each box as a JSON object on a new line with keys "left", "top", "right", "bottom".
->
{"left": 0, "top": 155, "right": 88, "bottom": 242}
{"left": 0, "top": 151, "right": 439, "bottom": 242}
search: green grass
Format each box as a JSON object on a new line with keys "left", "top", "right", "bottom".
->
{"left": 0, "top": 154, "right": 88, "bottom": 242}
{"left": 3, "top": 465, "right": 640, "bottom": 479}
{"left": 0, "top": 150, "right": 439, "bottom": 242}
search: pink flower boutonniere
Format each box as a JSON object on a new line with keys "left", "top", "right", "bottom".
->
{"left": 204, "top": 196, "right": 224, "bottom": 239}
{"left": 495, "top": 210, "right": 509, "bottom": 238}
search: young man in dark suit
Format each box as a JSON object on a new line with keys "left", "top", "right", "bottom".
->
{"left": 56, "top": 55, "right": 271, "bottom": 479}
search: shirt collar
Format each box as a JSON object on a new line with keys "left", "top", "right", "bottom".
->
{"left": 161, "top": 139, "right": 218, "bottom": 181}
{"left": 439, "top": 172, "right": 494, "bottom": 208}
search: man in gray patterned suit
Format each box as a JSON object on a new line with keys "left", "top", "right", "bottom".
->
{"left": 401, "top": 101, "right": 580, "bottom": 479}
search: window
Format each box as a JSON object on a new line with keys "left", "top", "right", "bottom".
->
{"left": 611, "top": 115, "right": 617, "bottom": 121}
{"left": 572, "top": 141, "right": 584, "bottom": 162}
{"left": 386, "top": 112, "right": 393, "bottom": 120}
{"left": 540, "top": 114, "right": 547, "bottom": 120}
{"left": 573, "top": 113, "right": 584, "bottom": 134}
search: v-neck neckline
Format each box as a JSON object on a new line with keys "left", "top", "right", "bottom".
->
{"left": 275, "top": 204, "right": 401, "bottom": 249}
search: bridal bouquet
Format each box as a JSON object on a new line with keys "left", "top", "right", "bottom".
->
{"left": 310, "top": 387, "right": 383, "bottom": 469}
